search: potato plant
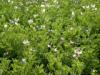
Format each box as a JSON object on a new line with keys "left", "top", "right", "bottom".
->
{"left": 0, "top": 0, "right": 100, "bottom": 75}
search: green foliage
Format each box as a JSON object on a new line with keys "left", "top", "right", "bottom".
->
{"left": 0, "top": 0, "right": 100, "bottom": 75}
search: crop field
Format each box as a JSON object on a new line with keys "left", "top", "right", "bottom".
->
{"left": 0, "top": 0, "right": 100, "bottom": 75}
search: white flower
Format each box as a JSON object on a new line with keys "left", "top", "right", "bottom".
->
{"left": 30, "top": 48, "right": 33, "bottom": 51}
{"left": 73, "top": 48, "right": 83, "bottom": 58}
{"left": 48, "top": 29, "right": 54, "bottom": 32}
{"left": 3, "top": 52, "right": 9, "bottom": 56}
{"left": 86, "top": 5, "right": 90, "bottom": 9}
{"left": 73, "top": 54, "right": 76, "bottom": 58}
{"left": 9, "top": 19, "right": 14, "bottom": 24}
{"left": 93, "top": 8, "right": 97, "bottom": 11}
{"left": 14, "top": 18, "right": 19, "bottom": 25}
{"left": 54, "top": 0, "right": 58, "bottom": 4}
{"left": 28, "top": 19, "right": 33, "bottom": 24}
{"left": 75, "top": 48, "right": 82, "bottom": 55}
{"left": 61, "top": 37, "right": 64, "bottom": 41}
{"left": 26, "top": 7, "right": 29, "bottom": 11}
{"left": 8, "top": 0, "right": 10, "bottom": 2}
{"left": 46, "top": 4, "right": 50, "bottom": 7}
{"left": 41, "top": 25, "right": 45, "bottom": 29}
{"left": 4, "top": 24, "right": 8, "bottom": 28}
{"left": 54, "top": 48, "right": 58, "bottom": 52}
{"left": 23, "top": 40, "right": 30, "bottom": 45}
{"left": 72, "top": 11, "right": 75, "bottom": 16}
{"left": 91, "top": 4, "right": 95, "bottom": 8}
{"left": 85, "top": 29, "right": 89, "bottom": 32}
{"left": 41, "top": 4, "right": 45, "bottom": 8}
{"left": 70, "top": 27, "right": 74, "bottom": 30}
{"left": 48, "top": 44, "right": 51, "bottom": 48}
{"left": 95, "top": 8, "right": 97, "bottom": 10}
{"left": 9, "top": 18, "right": 19, "bottom": 25}
{"left": 14, "top": 6, "right": 18, "bottom": 9}
{"left": 70, "top": 40, "right": 74, "bottom": 44}
{"left": 29, "top": 48, "right": 36, "bottom": 52}
{"left": 20, "top": 2, "right": 23, "bottom": 6}
{"left": 33, "top": 14, "right": 38, "bottom": 18}
{"left": 82, "top": 5, "right": 90, "bottom": 9}
{"left": 90, "top": 4, "right": 97, "bottom": 11}
{"left": 94, "top": 8, "right": 97, "bottom": 10}
{"left": 11, "top": 1, "right": 14, "bottom": 4}
{"left": 80, "top": 12, "right": 83, "bottom": 15}
{"left": 8, "top": 0, "right": 13, "bottom": 4}
{"left": 92, "top": 69, "right": 97, "bottom": 72}
{"left": 21, "top": 58, "right": 26, "bottom": 63}
{"left": 77, "top": 50, "right": 82, "bottom": 55}
{"left": 42, "top": 8, "right": 46, "bottom": 13}
{"left": 15, "top": 22, "right": 19, "bottom": 25}
{"left": 82, "top": 6, "right": 85, "bottom": 9}
{"left": 14, "top": 18, "right": 19, "bottom": 22}
{"left": 74, "top": 48, "right": 81, "bottom": 53}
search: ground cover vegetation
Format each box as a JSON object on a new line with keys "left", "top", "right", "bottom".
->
{"left": 0, "top": 0, "right": 100, "bottom": 75}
